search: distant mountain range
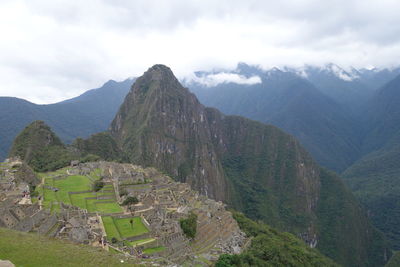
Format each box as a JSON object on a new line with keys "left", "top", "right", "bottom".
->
{"left": 0, "top": 78, "right": 132, "bottom": 160}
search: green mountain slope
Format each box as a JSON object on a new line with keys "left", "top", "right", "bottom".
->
{"left": 344, "top": 133, "right": 400, "bottom": 249}
{"left": 216, "top": 212, "right": 339, "bottom": 267}
{"left": 343, "top": 75, "right": 400, "bottom": 249}
{"left": 9, "top": 121, "right": 73, "bottom": 172}
{"left": 108, "top": 64, "right": 390, "bottom": 266}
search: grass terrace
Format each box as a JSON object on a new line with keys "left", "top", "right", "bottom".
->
{"left": 127, "top": 238, "right": 156, "bottom": 247}
{"left": 102, "top": 216, "right": 149, "bottom": 241}
{"left": 37, "top": 169, "right": 122, "bottom": 214}
{"left": 143, "top": 246, "right": 166, "bottom": 254}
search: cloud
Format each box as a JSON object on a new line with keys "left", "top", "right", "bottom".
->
{"left": 190, "top": 73, "right": 262, "bottom": 87}
{"left": 1, "top": 0, "right": 400, "bottom": 103}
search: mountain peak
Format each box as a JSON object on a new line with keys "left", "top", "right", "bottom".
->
{"left": 143, "top": 64, "right": 175, "bottom": 80}
{"left": 8, "top": 120, "right": 72, "bottom": 171}
{"left": 128, "top": 64, "right": 184, "bottom": 99}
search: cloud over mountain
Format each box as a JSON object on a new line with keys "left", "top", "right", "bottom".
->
{"left": 1, "top": 0, "right": 400, "bottom": 103}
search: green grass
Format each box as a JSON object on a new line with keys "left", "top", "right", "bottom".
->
{"left": 126, "top": 238, "right": 155, "bottom": 247}
{"left": 37, "top": 173, "right": 122, "bottom": 214}
{"left": 88, "top": 168, "right": 102, "bottom": 181}
{"left": 102, "top": 217, "right": 149, "bottom": 241}
{"left": 54, "top": 175, "right": 91, "bottom": 192}
{"left": 143, "top": 246, "right": 166, "bottom": 254}
{"left": 95, "top": 202, "right": 123, "bottom": 213}
{"left": 102, "top": 216, "right": 121, "bottom": 240}
{"left": 70, "top": 192, "right": 96, "bottom": 209}
{"left": 114, "top": 217, "right": 149, "bottom": 238}
{"left": 0, "top": 227, "right": 139, "bottom": 267}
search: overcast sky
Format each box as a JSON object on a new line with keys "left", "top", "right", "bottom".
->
{"left": 1, "top": 0, "right": 400, "bottom": 104}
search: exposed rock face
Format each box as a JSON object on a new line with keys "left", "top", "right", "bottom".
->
{"left": 109, "top": 65, "right": 389, "bottom": 266}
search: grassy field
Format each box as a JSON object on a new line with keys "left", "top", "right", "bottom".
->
{"left": 102, "top": 216, "right": 149, "bottom": 241}
{"left": 115, "top": 217, "right": 149, "bottom": 238}
{"left": 95, "top": 202, "right": 123, "bottom": 213}
{"left": 0, "top": 227, "right": 139, "bottom": 267}
{"left": 143, "top": 246, "right": 166, "bottom": 254}
{"left": 127, "top": 238, "right": 155, "bottom": 247}
{"left": 102, "top": 216, "right": 121, "bottom": 240}
{"left": 37, "top": 169, "right": 122, "bottom": 214}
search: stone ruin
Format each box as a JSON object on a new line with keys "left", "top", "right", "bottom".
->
{"left": 80, "top": 161, "right": 247, "bottom": 264}
{"left": 0, "top": 160, "right": 247, "bottom": 266}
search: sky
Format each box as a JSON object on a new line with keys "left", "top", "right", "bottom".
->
{"left": 1, "top": 0, "right": 400, "bottom": 104}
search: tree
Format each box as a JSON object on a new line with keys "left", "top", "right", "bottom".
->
{"left": 122, "top": 196, "right": 139, "bottom": 206}
{"left": 179, "top": 212, "right": 198, "bottom": 239}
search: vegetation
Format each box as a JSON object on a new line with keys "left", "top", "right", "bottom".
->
{"left": 92, "top": 180, "right": 105, "bottom": 192}
{"left": 386, "top": 251, "right": 400, "bottom": 267}
{"left": 9, "top": 121, "right": 74, "bottom": 172}
{"left": 8, "top": 120, "right": 103, "bottom": 172}
{"left": 215, "top": 212, "right": 338, "bottom": 267}
{"left": 127, "top": 238, "right": 155, "bottom": 247}
{"left": 143, "top": 246, "right": 166, "bottom": 254}
{"left": 122, "top": 196, "right": 139, "bottom": 205}
{"left": 37, "top": 170, "right": 122, "bottom": 213}
{"left": 343, "top": 138, "right": 400, "bottom": 249}
{"left": 180, "top": 212, "right": 197, "bottom": 239}
{"left": 0, "top": 227, "right": 139, "bottom": 266}
{"left": 102, "top": 216, "right": 149, "bottom": 241}
{"left": 73, "top": 132, "right": 126, "bottom": 162}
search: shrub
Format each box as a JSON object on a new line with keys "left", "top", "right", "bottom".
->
{"left": 122, "top": 196, "right": 139, "bottom": 206}
{"left": 92, "top": 180, "right": 104, "bottom": 192}
{"left": 119, "top": 189, "right": 128, "bottom": 197}
{"left": 180, "top": 212, "right": 197, "bottom": 239}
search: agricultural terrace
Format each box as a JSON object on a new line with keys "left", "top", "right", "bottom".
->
{"left": 102, "top": 216, "right": 149, "bottom": 242}
{"left": 36, "top": 168, "right": 122, "bottom": 213}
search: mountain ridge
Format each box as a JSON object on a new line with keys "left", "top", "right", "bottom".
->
{"left": 0, "top": 78, "right": 132, "bottom": 161}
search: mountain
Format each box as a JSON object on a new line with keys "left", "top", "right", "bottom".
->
{"left": 343, "top": 74, "right": 400, "bottom": 249}
{"left": 357, "top": 67, "right": 400, "bottom": 92}
{"left": 8, "top": 120, "right": 73, "bottom": 172}
{"left": 0, "top": 78, "right": 132, "bottom": 161}
{"left": 108, "top": 64, "right": 390, "bottom": 266}
{"left": 187, "top": 64, "right": 362, "bottom": 172}
{"left": 288, "top": 64, "right": 374, "bottom": 111}
{"left": 362, "top": 75, "right": 400, "bottom": 153}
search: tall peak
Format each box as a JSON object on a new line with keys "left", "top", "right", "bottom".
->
{"left": 142, "top": 64, "right": 175, "bottom": 81}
